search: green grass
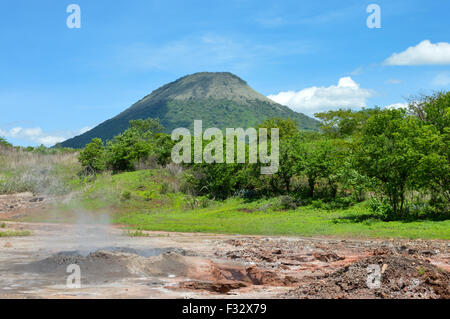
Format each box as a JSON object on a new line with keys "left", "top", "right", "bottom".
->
{"left": 66, "top": 169, "right": 187, "bottom": 212}
{"left": 18, "top": 169, "right": 450, "bottom": 240}
{"left": 22, "top": 169, "right": 189, "bottom": 223}
{"left": 0, "top": 230, "right": 31, "bottom": 237}
{"left": 116, "top": 198, "right": 450, "bottom": 240}
{"left": 124, "top": 230, "right": 152, "bottom": 237}
{"left": 417, "top": 267, "right": 427, "bottom": 276}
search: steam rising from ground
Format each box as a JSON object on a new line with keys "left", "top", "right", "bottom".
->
{"left": 69, "top": 210, "right": 115, "bottom": 254}
{"left": 39, "top": 209, "right": 119, "bottom": 257}
{"left": 0, "top": 146, "right": 122, "bottom": 254}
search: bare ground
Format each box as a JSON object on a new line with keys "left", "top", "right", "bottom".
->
{"left": 0, "top": 192, "right": 49, "bottom": 218}
{"left": 0, "top": 194, "right": 449, "bottom": 299}
{"left": 0, "top": 221, "right": 448, "bottom": 299}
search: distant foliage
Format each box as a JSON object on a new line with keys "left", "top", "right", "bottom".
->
{"left": 0, "top": 137, "right": 12, "bottom": 149}
{"left": 75, "top": 91, "right": 449, "bottom": 219}
{"left": 78, "top": 138, "right": 107, "bottom": 173}
{"left": 106, "top": 118, "right": 163, "bottom": 172}
{"left": 78, "top": 119, "right": 172, "bottom": 174}
{"left": 315, "top": 108, "right": 380, "bottom": 138}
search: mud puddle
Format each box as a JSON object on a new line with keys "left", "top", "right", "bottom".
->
{"left": 13, "top": 248, "right": 194, "bottom": 284}
{"left": 0, "top": 222, "right": 449, "bottom": 299}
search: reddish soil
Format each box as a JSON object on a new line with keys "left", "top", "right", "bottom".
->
{"left": 285, "top": 254, "right": 450, "bottom": 299}
{"left": 0, "top": 192, "right": 52, "bottom": 219}
{"left": 0, "top": 194, "right": 449, "bottom": 299}
{"left": 178, "top": 237, "right": 450, "bottom": 298}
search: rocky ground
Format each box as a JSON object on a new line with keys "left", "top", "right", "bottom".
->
{"left": 0, "top": 192, "right": 49, "bottom": 218}
{"left": 0, "top": 220, "right": 448, "bottom": 299}
{"left": 0, "top": 193, "right": 449, "bottom": 299}
{"left": 285, "top": 254, "right": 450, "bottom": 299}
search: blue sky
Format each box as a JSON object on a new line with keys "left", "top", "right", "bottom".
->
{"left": 1, "top": 0, "right": 449, "bottom": 146}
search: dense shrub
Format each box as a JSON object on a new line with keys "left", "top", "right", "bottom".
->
{"left": 368, "top": 198, "right": 395, "bottom": 221}
{"left": 72, "top": 91, "right": 449, "bottom": 220}
{"left": 275, "top": 195, "right": 298, "bottom": 210}
{"left": 78, "top": 138, "right": 106, "bottom": 173}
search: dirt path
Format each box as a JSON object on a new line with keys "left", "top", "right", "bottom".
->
{"left": 0, "top": 221, "right": 449, "bottom": 299}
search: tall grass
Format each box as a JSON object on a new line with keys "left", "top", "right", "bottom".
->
{"left": 0, "top": 146, "right": 80, "bottom": 195}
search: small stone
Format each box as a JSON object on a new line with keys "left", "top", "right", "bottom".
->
{"left": 421, "top": 250, "right": 434, "bottom": 256}
{"left": 381, "top": 264, "right": 388, "bottom": 274}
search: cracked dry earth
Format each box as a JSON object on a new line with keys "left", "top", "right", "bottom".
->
{"left": 0, "top": 221, "right": 449, "bottom": 299}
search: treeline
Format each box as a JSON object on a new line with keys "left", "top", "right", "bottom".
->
{"left": 0, "top": 138, "right": 77, "bottom": 155}
{"left": 77, "top": 118, "right": 173, "bottom": 174}
{"left": 78, "top": 91, "right": 449, "bottom": 220}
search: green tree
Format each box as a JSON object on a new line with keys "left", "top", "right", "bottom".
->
{"left": 274, "top": 139, "right": 298, "bottom": 193}
{"left": 413, "top": 125, "right": 449, "bottom": 211}
{"left": 315, "top": 108, "right": 380, "bottom": 138}
{"left": 256, "top": 117, "right": 300, "bottom": 194}
{"left": 188, "top": 162, "right": 243, "bottom": 200}
{"left": 0, "top": 137, "right": 12, "bottom": 148}
{"left": 355, "top": 108, "right": 438, "bottom": 215}
{"left": 257, "top": 117, "right": 299, "bottom": 140}
{"left": 106, "top": 118, "right": 164, "bottom": 172}
{"left": 153, "top": 133, "right": 175, "bottom": 166}
{"left": 408, "top": 92, "right": 450, "bottom": 211}
{"left": 78, "top": 138, "right": 106, "bottom": 173}
{"left": 408, "top": 91, "right": 450, "bottom": 134}
{"left": 295, "top": 138, "right": 343, "bottom": 198}
{"left": 336, "top": 159, "right": 373, "bottom": 202}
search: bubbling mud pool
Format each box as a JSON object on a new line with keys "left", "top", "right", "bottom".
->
{"left": 12, "top": 247, "right": 195, "bottom": 285}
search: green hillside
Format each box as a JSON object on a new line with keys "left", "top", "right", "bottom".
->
{"left": 60, "top": 72, "right": 319, "bottom": 148}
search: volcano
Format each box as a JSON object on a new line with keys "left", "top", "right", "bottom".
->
{"left": 60, "top": 72, "right": 318, "bottom": 148}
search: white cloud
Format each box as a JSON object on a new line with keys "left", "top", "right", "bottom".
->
{"left": 432, "top": 73, "right": 450, "bottom": 86}
{"left": 267, "top": 77, "right": 373, "bottom": 115}
{"left": 35, "top": 135, "right": 67, "bottom": 146}
{"left": 0, "top": 126, "right": 92, "bottom": 146}
{"left": 350, "top": 66, "right": 364, "bottom": 76}
{"left": 384, "top": 40, "right": 450, "bottom": 66}
{"left": 79, "top": 126, "right": 91, "bottom": 134}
